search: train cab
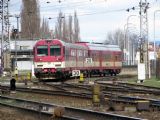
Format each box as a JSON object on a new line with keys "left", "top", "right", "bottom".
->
{"left": 33, "top": 39, "right": 65, "bottom": 79}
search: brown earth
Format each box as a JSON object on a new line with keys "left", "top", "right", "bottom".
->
{"left": 0, "top": 106, "right": 52, "bottom": 120}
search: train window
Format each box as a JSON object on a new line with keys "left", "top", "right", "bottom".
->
{"left": 78, "top": 50, "right": 83, "bottom": 57}
{"left": 117, "top": 54, "right": 122, "bottom": 60}
{"left": 115, "top": 56, "right": 118, "bottom": 61}
{"left": 50, "top": 45, "right": 61, "bottom": 56}
{"left": 71, "top": 50, "right": 76, "bottom": 56}
{"left": 37, "top": 46, "right": 48, "bottom": 56}
{"left": 65, "top": 47, "right": 70, "bottom": 56}
{"left": 84, "top": 51, "right": 86, "bottom": 57}
{"left": 83, "top": 50, "right": 88, "bottom": 57}
{"left": 114, "top": 54, "right": 121, "bottom": 61}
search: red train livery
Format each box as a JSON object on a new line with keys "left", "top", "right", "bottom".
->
{"left": 33, "top": 39, "right": 122, "bottom": 79}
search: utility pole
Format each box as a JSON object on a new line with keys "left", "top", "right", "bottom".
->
{"left": 0, "top": 0, "right": 10, "bottom": 75}
{"left": 154, "top": 10, "right": 160, "bottom": 77}
{"left": 15, "top": 15, "right": 20, "bottom": 68}
{"left": 138, "top": 0, "right": 149, "bottom": 82}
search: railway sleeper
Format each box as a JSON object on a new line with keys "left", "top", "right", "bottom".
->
{"left": 150, "top": 106, "right": 160, "bottom": 111}
{"left": 105, "top": 98, "right": 154, "bottom": 112}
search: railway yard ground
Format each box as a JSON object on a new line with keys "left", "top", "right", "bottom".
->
{"left": 1, "top": 67, "right": 160, "bottom": 120}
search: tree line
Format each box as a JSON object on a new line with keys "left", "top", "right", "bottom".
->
{"left": 11, "top": 0, "right": 139, "bottom": 52}
{"left": 11, "top": 0, "right": 80, "bottom": 43}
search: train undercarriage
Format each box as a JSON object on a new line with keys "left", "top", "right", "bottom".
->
{"left": 34, "top": 68, "right": 121, "bottom": 80}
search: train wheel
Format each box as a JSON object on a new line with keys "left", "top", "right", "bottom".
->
{"left": 56, "top": 72, "right": 64, "bottom": 80}
{"left": 89, "top": 71, "right": 92, "bottom": 77}
{"left": 99, "top": 73, "right": 102, "bottom": 77}
{"left": 85, "top": 71, "right": 89, "bottom": 77}
{"left": 85, "top": 71, "right": 88, "bottom": 77}
{"left": 110, "top": 73, "right": 113, "bottom": 76}
{"left": 66, "top": 74, "right": 70, "bottom": 79}
{"left": 114, "top": 73, "right": 117, "bottom": 76}
{"left": 103, "top": 73, "right": 106, "bottom": 77}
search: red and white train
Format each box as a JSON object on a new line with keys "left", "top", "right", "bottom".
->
{"left": 33, "top": 39, "right": 122, "bottom": 80}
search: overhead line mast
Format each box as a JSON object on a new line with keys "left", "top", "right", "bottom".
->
{"left": 0, "top": 0, "right": 10, "bottom": 74}
{"left": 138, "top": 0, "right": 149, "bottom": 81}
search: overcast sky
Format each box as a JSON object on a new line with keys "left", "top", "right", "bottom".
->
{"left": 10, "top": 0, "right": 160, "bottom": 42}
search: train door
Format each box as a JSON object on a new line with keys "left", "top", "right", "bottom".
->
{"left": 64, "top": 46, "right": 70, "bottom": 68}
{"left": 70, "top": 48, "right": 76, "bottom": 68}
{"left": 99, "top": 51, "right": 102, "bottom": 68}
{"left": 112, "top": 52, "right": 116, "bottom": 68}
{"left": 77, "top": 49, "right": 83, "bottom": 68}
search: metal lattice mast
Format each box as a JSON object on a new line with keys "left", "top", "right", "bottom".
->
{"left": 139, "top": 0, "right": 149, "bottom": 80}
{"left": 0, "top": 0, "right": 10, "bottom": 74}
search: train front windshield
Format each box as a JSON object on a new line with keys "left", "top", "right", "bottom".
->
{"left": 50, "top": 45, "right": 61, "bottom": 56}
{"left": 37, "top": 46, "right": 48, "bottom": 56}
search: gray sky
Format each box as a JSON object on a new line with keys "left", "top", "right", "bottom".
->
{"left": 9, "top": 0, "right": 160, "bottom": 42}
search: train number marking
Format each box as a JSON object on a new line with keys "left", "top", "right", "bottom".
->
{"left": 85, "top": 58, "right": 92, "bottom": 64}
{"left": 72, "top": 70, "right": 80, "bottom": 77}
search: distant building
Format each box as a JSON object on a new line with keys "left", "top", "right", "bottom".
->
{"left": 9, "top": 39, "right": 38, "bottom": 71}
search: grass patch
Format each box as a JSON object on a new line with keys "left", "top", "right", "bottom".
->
{"left": 127, "top": 76, "right": 160, "bottom": 88}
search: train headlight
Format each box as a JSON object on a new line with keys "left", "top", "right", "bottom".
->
{"left": 43, "top": 68, "right": 48, "bottom": 72}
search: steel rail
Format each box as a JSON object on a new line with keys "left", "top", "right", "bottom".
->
{"left": 0, "top": 96, "right": 143, "bottom": 120}
{"left": 2, "top": 84, "right": 160, "bottom": 109}
{"left": 118, "top": 82, "right": 160, "bottom": 91}
{"left": 0, "top": 99, "right": 79, "bottom": 120}
{"left": 97, "top": 82, "right": 160, "bottom": 95}
{"left": 0, "top": 85, "right": 92, "bottom": 99}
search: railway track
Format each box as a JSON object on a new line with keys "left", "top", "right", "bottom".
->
{"left": 0, "top": 96, "right": 83, "bottom": 120}
{"left": 118, "top": 82, "right": 160, "bottom": 91}
{"left": 2, "top": 77, "right": 160, "bottom": 112}
{"left": 42, "top": 82, "right": 91, "bottom": 93}
{"left": 0, "top": 85, "right": 92, "bottom": 99}
{"left": 2, "top": 84, "right": 160, "bottom": 111}
{"left": 95, "top": 80, "right": 160, "bottom": 96}
{"left": 0, "top": 95, "right": 143, "bottom": 120}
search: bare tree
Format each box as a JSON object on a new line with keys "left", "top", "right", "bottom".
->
{"left": 40, "top": 18, "right": 50, "bottom": 38}
{"left": 105, "top": 29, "right": 125, "bottom": 49}
{"left": 54, "top": 25, "right": 59, "bottom": 39}
{"left": 55, "top": 11, "right": 63, "bottom": 40}
{"left": 54, "top": 11, "right": 80, "bottom": 43}
{"left": 105, "top": 29, "right": 139, "bottom": 65}
{"left": 105, "top": 29, "right": 124, "bottom": 50}
{"left": 62, "top": 16, "right": 69, "bottom": 42}
{"left": 68, "top": 15, "right": 73, "bottom": 42}
{"left": 105, "top": 29, "right": 138, "bottom": 50}
{"left": 73, "top": 11, "right": 80, "bottom": 42}
{"left": 21, "top": 0, "right": 41, "bottom": 39}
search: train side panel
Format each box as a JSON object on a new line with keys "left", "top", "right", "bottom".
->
{"left": 33, "top": 39, "right": 122, "bottom": 79}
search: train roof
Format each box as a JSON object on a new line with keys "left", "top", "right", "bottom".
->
{"left": 56, "top": 40, "right": 87, "bottom": 50}
{"left": 81, "top": 43, "right": 121, "bottom": 52}
{"left": 62, "top": 41, "right": 121, "bottom": 51}
{"left": 35, "top": 39, "right": 121, "bottom": 52}
{"left": 35, "top": 39, "right": 88, "bottom": 50}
